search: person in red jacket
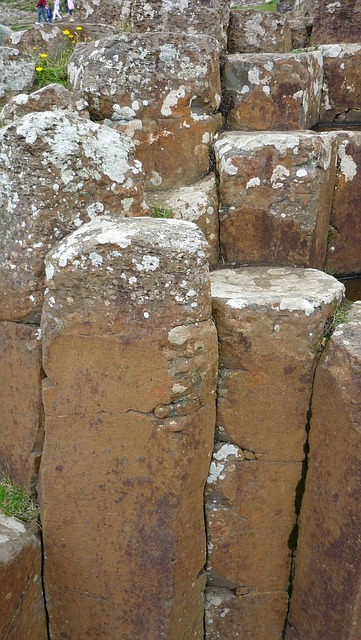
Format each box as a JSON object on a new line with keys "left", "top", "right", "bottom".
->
{"left": 35, "top": 0, "right": 48, "bottom": 23}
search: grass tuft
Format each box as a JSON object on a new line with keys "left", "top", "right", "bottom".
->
{"left": 0, "top": 472, "right": 38, "bottom": 523}
{"left": 150, "top": 206, "right": 174, "bottom": 219}
{"left": 233, "top": 0, "right": 278, "bottom": 11}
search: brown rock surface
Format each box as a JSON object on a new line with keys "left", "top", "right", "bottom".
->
{"left": 145, "top": 173, "right": 220, "bottom": 266}
{"left": 205, "top": 587, "right": 288, "bottom": 640}
{"left": 319, "top": 44, "right": 361, "bottom": 126}
{"left": 214, "top": 131, "right": 337, "bottom": 268}
{"left": 286, "top": 302, "right": 361, "bottom": 640}
{"left": 205, "top": 267, "right": 344, "bottom": 638}
{"left": 0, "top": 47, "right": 34, "bottom": 99}
{"left": 0, "top": 110, "right": 146, "bottom": 322}
{"left": 311, "top": 0, "right": 361, "bottom": 45}
{"left": 116, "top": 113, "right": 222, "bottom": 190}
{"left": 228, "top": 9, "right": 292, "bottom": 53}
{"left": 68, "top": 32, "right": 221, "bottom": 122}
{"left": 325, "top": 132, "right": 361, "bottom": 276}
{"left": 206, "top": 444, "right": 301, "bottom": 590}
{"left": 0, "top": 322, "right": 43, "bottom": 489}
{"left": 0, "top": 515, "right": 47, "bottom": 640}
{"left": 130, "top": 0, "right": 231, "bottom": 50}
{"left": 222, "top": 51, "right": 323, "bottom": 131}
{"left": 39, "top": 217, "right": 218, "bottom": 639}
{"left": 0, "top": 84, "right": 89, "bottom": 126}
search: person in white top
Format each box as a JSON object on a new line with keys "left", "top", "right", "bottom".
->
{"left": 67, "top": 0, "right": 74, "bottom": 20}
{"left": 53, "top": 0, "right": 61, "bottom": 20}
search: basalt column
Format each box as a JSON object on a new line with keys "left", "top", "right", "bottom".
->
{"left": 205, "top": 267, "right": 345, "bottom": 640}
{"left": 286, "top": 303, "right": 361, "bottom": 640}
{"left": 39, "top": 217, "right": 218, "bottom": 640}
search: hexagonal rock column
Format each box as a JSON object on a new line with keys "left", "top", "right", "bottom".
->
{"left": 130, "top": 0, "right": 231, "bottom": 50}
{"left": 228, "top": 9, "right": 292, "bottom": 54}
{"left": 0, "top": 84, "right": 89, "bottom": 126}
{"left": 221, "top": 50, "right": 323, "bottom": 131}
{"left": 0, "top": 323, "right": 43, "bottom": 489}
{"left": 286, "top": 302, "right": 361, "bottom": 640}
{"left": 39, "top": 217, "right": 218, "bottom": 640}
{"left": 145, "top": 173, "right": 219, "bottom": 266}
{"left": 310, "top": 0, "right": 361, "bottom": 45}
{"left": 319, "top": 44, "right": 361, "bottom": 126}
{"left": 214, "top": 131, "right": 337, "bottom": 268}
{"left": 205, "top": 266, "right": 345, "bottom": 640}
{"left": 326, "top": 132, "right": 361, "bottom": 276}
{"left": 68, "top": 32, "right": 221, "bottom": 189}
{"left": 0, "top": 110, "right": 145, "bottom": 323}
{"left": 0, "top": 515, "right": 47, "bottom": 640}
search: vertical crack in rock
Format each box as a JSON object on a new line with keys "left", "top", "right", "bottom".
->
{"left": 39, "top": 523, "right": 51, "bottom": 640}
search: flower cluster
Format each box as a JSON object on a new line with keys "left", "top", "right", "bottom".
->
{"left": 33, "top": 26, "right": 88, "bottom": 88}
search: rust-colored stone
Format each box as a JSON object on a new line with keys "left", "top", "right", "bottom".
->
{"left": 286, "top": 303, "right": 361, "bottom": 640}
{"left": 0, "top": 322, "right": 43, "bottom": 489}
{"left": 116, "top": 114, "right": 222, "bottom": 190}
{"left": 0, "top": 515, "right": 47, "bottom": 640}
{"left": 222, "top": 51, "right": 323, "bottom": 131}
{"left": 319, "top": 44, "right": 361, "bottom": 126}
{"left": 215, "top": 131, "right": 337, "bottom": 268}
{"left": 325, "top": 132, "right": 361, "bottom": 276}
{"left": 1, "top": 84, "right": 89, "bottom": 126}
{"left": 205, "top": 267, "right": 344, "bottom": 639}
{"left": 39, "top": 217, "right": 218, "bottom": 639}
{"left": 311, "top": 0, "right": 361, "bottom": 45}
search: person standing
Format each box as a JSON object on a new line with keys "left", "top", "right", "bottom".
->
{"left": 35, "top": 0, "right": 48, "bottom": 23}
{"left": 53, "top": 0, "right": 61, "bottom": 20}
{"left": 67, "top": 0, "right": 74, "bottom": 20}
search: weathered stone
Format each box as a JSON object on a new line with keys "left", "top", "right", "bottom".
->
{"left": 3, "top": 23, "right": 116, "bottom": 58}
{"left": 0, "top": 48, "right": 34, "bottom": 99}
{"left": 116, "top": 114, "right": 222, "bottom": 190}
{"left": 211, "top": 267, "right": 344, "bottom": 460}
{"left": 0, "top": 24, "right": 11, "bottom": 45}
{"left": 326, "top": 132, "right": 361, "bottom": 276}
{"left": 286, "top": 302, "right": 361, "bottom": 640}
{"left": 228, "top": 10, "right": 292, "bottom": 53}
{"left": 0, "top": 515, "right": 47, "bottom": 640}
{"left": 130, "top": 0, "right": 231, "bottom": 50}
{"left": 293, "top": 0, "right": 316, "bottom": 15}
{"left": 205, "top": 267, "right": 343, "bottom": 637}
{"left": 206, "top": 443, "right": 301, "bottom": 590}
{"left": 0, "top": 323, "right": 43, "bottom": 489}
{"left": 319, "top": 44, "right": 361, "bottom": 126}
{"left": 68, "top": 33, "right": 221, "bottom": 122}
{"left": 0, "top": 110, "right": 146, "bottom": 322}
{"left": 287, "top": 14, "right": 313, "bottom": 49}
{"left": 215, "top": 131, "right": 336, "bottom": 268}
{"left": 0, "top": 84, "right": 89, "bottom": 126}
{"left": 145, "top": 174, "right": 219, "bottom": 266}
{"left": 205, "top": 587, "right": 288, "bottom": 640}
{"left": 311, "top": 0, "right": 361, "bottom": 45}
{"left": 39, "top": 217, "right": 218, "bottom": 639}
{"left": 76, "top": 0, "right": 131, "bottom": 25}
{"left": 222, "top": 51, "right": 323, "bottom": 130}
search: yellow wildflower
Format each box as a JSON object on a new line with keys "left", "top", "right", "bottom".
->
{"left": 35, "top": 66, "right": 43, "bottom": 72}
{"left": 39, "top": 53, "right": 48, "bottom": 58}
{"left": 75, "top": 25, "right": 82, "bottom": 30}
{"left": 63, "top": 29, "right": 70, "bottom": 35}
{"left": 68, "top": 33, "right": 74, "bottom": 38}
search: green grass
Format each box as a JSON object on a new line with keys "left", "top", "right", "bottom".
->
{"left": 150, "top": 206, "right": 174, "bottom": 219}
{"left": 0, "top": 472, "right": 38, "bottom": 523}
{"left": 233, "top": 0, "right": 278, "bottom": 11}
{"left": 318, "top": 300, "right": 351, "bottom": 351}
